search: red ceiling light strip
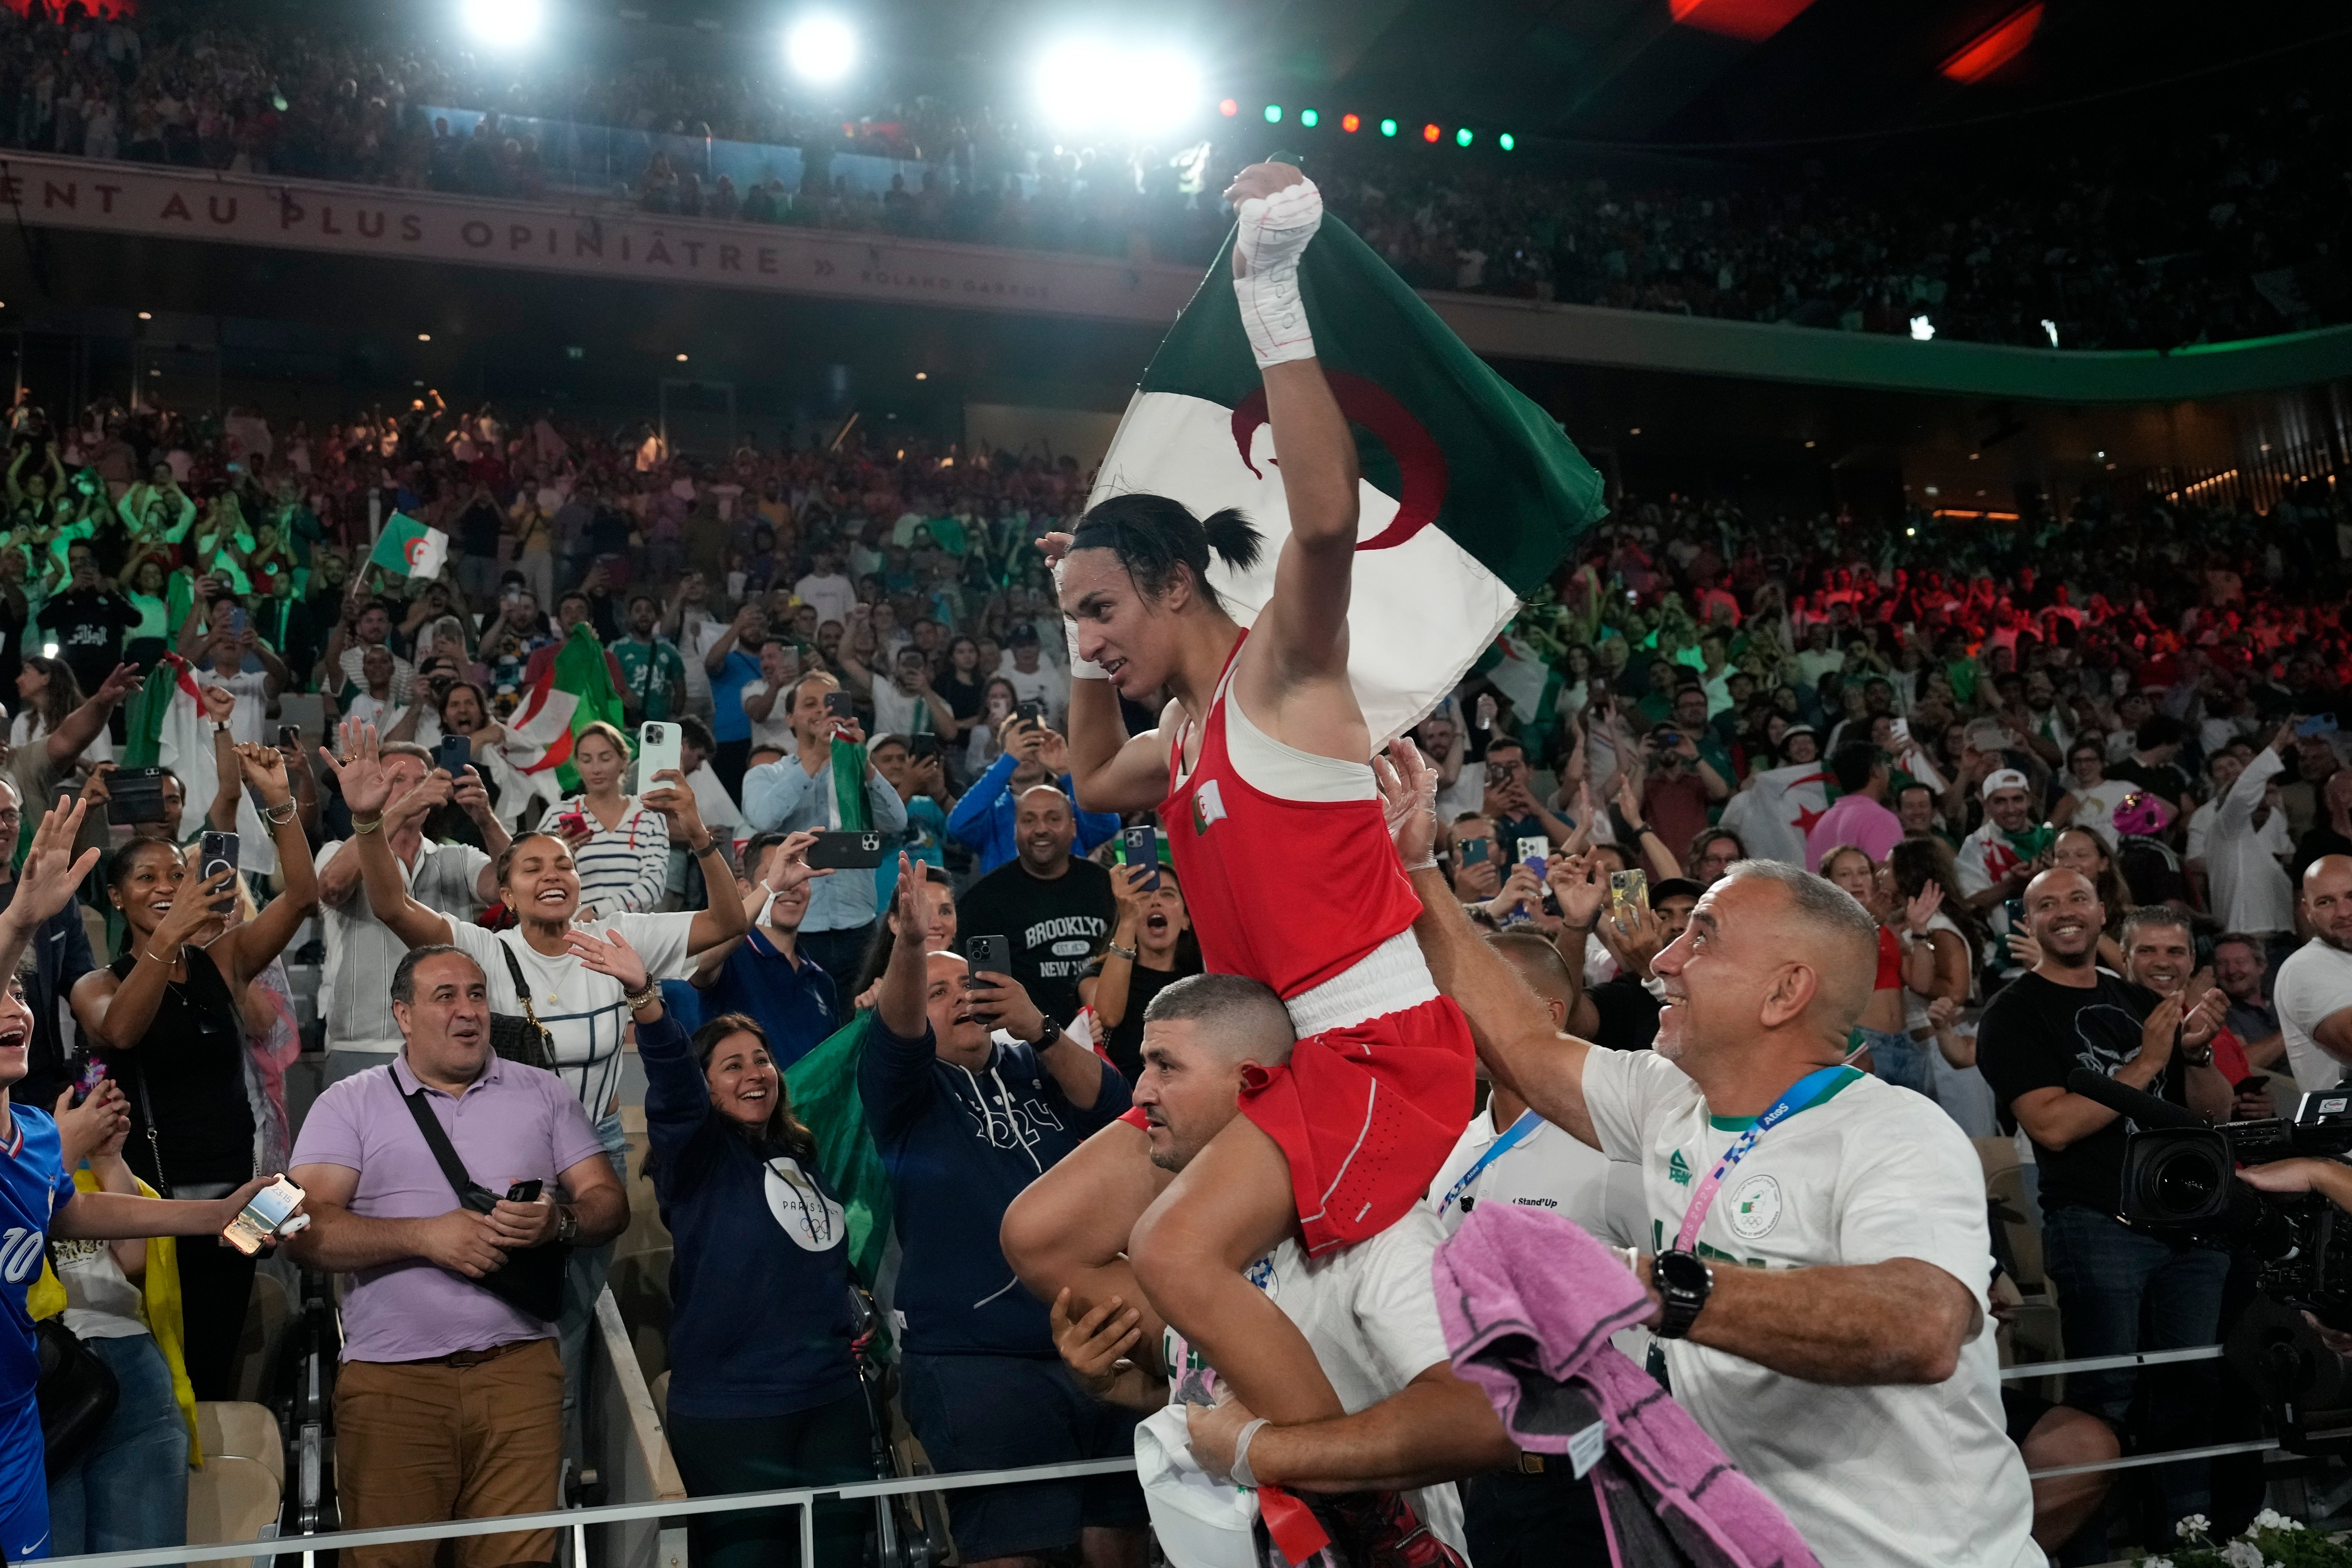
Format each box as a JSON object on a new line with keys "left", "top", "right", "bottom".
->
{"left": 1667, "top": 0, "right": 1817, "bottom": 44}
{"left": 1939, "top": 2, "right": 2044, "bottom": 83}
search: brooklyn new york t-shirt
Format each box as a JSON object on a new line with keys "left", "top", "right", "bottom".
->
{"left": 952, "top": 858, "right": 1114, "bottom": 1023}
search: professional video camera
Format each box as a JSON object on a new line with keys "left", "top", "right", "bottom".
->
{"left": 2075, "top": 1069, "right": 2352, "bottom": 1328}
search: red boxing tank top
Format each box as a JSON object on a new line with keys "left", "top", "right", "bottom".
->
{"left": 1161, "top": 637, "right": 1427, "bottom": 1001}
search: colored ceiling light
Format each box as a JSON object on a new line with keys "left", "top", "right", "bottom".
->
{"left": 1264, "top": 103, "right": 1283, "bottom": 123}
{"left": 1421, "top": 122, "right": 1440, "bottom": 142}
{"left": 1499, "top": 132, "right": 1515, "bottom": 151}
{"left": 1300, "top": 107, "right": 1319, "bottom": 127}
{"left": 1341, "top": 112, "right": 1360, "bottom": 133}
{"left": 1218, "top": 98, "right": 1238, "bottom": 116}
{"left": 1455, "top": 126, "right": 1473, "bottom": 147}
{"left": 1668, "top": 0, "right": 1817, "bottom": 43}
{"left": 1939, "top": 2, "right": 2044, "bottom": 83}
{"left": 1379, "top": 117, "right": 1397, "bottom": 136}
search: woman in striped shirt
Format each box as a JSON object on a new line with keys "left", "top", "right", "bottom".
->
{"left": 552, "top": 722, "right": 669, "bottom": 918}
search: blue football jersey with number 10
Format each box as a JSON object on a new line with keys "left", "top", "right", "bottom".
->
{"left": 0, "top": 1104, "right": 79, "bottom": 1556}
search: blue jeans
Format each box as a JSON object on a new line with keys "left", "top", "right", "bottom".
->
{"left": 2042, "top": 1204, "right": 2231, "bottom": 1519}
{"left": 1854, "top": 1025, "right": 1936, "bottom": 1098}
{"left": 48, "top": 1334, "right": 188, "bottom": 1560}
{"left": 557, "top": 1113, "right": 630, "bottom": 1445}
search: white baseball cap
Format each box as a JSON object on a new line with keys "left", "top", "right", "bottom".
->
{"left": 1981, "top": 768, "right": 2031, "bottom": 800}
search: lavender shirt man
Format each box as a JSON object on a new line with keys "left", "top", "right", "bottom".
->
{"left": 1804, "top": 743, "right": 1907, "bottom": 873}
{"left": 287, "top": 945, "right": 627, "bottom": 1568}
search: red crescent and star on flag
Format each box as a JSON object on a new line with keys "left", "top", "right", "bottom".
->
{"left": 1229, "top": 373, "right": 1448, "bottom": 551}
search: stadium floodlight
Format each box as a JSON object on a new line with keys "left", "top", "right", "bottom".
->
{"left": 461, "top": 0, "right": 544, "bottom": 49}
{"left": 1035, "top": 40, "right": 1204, "bottom": 136}
{"left": 1300, "top": 108, "right": 1319, "bottom": 128}
{"left": 1454, "top": 127, "right": 1473, "bottom": 147}
{"left": 1909, "top": 315, "right": 1935, "bottom": 341}
{"left": 1499, "top": 132, "right": 1515, "bottom": 151}
{"left": 1263, "top": 103, "right": 1283, "bottom": 123}
{"left": 787, "top": 15, "right": 857, "bottom": 86}
{"left": 1379, "top": 117, "right": 1397, "bottom": 137}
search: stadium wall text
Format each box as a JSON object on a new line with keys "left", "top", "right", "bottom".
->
{"left": 3, "top": 153, "right": 2347, "bottom": 403}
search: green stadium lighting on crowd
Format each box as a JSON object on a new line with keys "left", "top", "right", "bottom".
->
{"left": 1379, "top": 117, "right": 1398, "bottom": 137}
{"left": 1455, "top": 127, "right": 1473, "bottom": 147}
{"left": 1499, "top": 132, "right": 1515, "bottom": 151}
{"left": 1300, "top": 108, "right": 1319, "bottom": 128}
{"left": 1264, "top": 103, "right": 1283, "bottom": 123}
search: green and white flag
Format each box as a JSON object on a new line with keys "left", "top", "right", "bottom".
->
{"left": 1088, "top": 216, "right": 1607, "bottom": 743}
{"left": 366, "top": 512, "right": 448, "bottom": 579}
{"left": 1480, "top": 631, "right": 1564, "bottom": 728}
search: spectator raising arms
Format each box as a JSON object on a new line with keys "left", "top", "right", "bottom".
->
{"left": 71, "top": 744, "right": 320, "bottom": 1400}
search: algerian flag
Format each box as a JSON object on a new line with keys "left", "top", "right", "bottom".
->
{"left": 1479, "top": 632, "right": 1564, "bottom": 729}
{"left": 366, "top": 512, "right": 449, "bottom": 580}
{"left": 119, "top": 651, "right": 277, "bottom": 875}
{"left": 782, "top": 1012, "right": 895, "bottom": 1298}
{"left": 1718, "top": 762, "right": 1832, "bottom": 869}
{"left": 829, "top": 736, "right": 871, "bottom": 831}
{"left": 1089, "top": 214, "right": 1606, "bottom": 743}
{"left": 494, "top": 625, "right": 626, "bottom": 818}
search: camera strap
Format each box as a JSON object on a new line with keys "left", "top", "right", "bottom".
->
{"left": 1436, "top": 1110, "right": 1541, "bottom": 1220}
{"left": 1673, "top": 1064, "right": 1861, "bottom": 1253}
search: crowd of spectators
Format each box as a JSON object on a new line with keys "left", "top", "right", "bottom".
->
{"left": 0, "top": 350, "right": 2326, "bottom": 1559}
{"left": 0, "top": 0, "right": 2341, "bottom": 348}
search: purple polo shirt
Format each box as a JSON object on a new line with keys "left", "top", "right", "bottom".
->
{"left": 290, "top": 1053, "right": 605, "bottom": 1363}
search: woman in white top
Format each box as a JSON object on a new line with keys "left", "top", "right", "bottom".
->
{"left": 14, "top": 656, "right": 110, "bottom": 767}
{"left": 334, "top": 717, "right": 748, "bottom": 1138}
{"left": 957, "top": 676, "right": 1019, "bottom": 789}
{"left": 550, "top": 722, "right": 668, "bottom": 919}
{"left": 2054, "top": 740, "right": 2136, "bottom": 841}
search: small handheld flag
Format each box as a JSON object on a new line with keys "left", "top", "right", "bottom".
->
{"left": 366, "top": 513, "right": 450, "bottom": 580}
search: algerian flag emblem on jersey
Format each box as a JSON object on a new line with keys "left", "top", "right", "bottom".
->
{"left": 1089, "top": 213, "right": 1608, "bottom": 744}
{"left": 1193, "top": 778, "right": 1227, "bottom": 835}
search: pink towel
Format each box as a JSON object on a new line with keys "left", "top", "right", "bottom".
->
{"left": 1435, "top": 1202, "right": 1820, "bottom": 1568}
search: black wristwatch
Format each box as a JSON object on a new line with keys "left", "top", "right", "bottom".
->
{"left": 1653, "top": 1249, "right": 1714, "bottom": 1340}
{"left": 1029, "top": 1017, "right": 1063, "bottom": 1051}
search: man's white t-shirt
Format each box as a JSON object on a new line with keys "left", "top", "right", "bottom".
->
{"left": 794, "top": 572, "right": 857, "bottom": 630}
{"left": 738, "top": 680, "right": 796, "bottom": 751}
{"left": 1161, "top": 1208, "right": 1466, "bottom": 1559}
{"left": 446, "top": 914, "right": 696, "bottom": 1124}
{"left": 1580, "top": 1048, "right": 2037, "bottom": 1568}
{"left": 1427, "top": 1102, "right": 1646, "bottom": 1248}
{"left": 2274, "top": 936, "right": 2352, "bottom": 1091}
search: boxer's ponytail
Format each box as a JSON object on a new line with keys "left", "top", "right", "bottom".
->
{"left": 1069, "top": 493, "right": 1263, "bottom": 615}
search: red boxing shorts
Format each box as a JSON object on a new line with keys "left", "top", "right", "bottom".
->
{"left": 1239, "top": 991, "right": 1474, "bottom": 1256}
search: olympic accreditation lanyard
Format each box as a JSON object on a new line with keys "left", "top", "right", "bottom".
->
{"left": 1673, "top": 1064, "right": 1860, "bottom": 1252}
{"left": 1436, "top": 1109, "right": 1542, "bottom": 1219}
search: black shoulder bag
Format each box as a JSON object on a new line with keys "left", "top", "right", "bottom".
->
{"left": 393, "top": 1070, "right": 569, "bottom": 1321}
{"left": 36, "top": 1317, "right": 118, "bottom": 1479}
{"left": 488, "top": 940, "right": 557, "bottom": 1072}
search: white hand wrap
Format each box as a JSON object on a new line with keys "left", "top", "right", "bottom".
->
{"left": 1231, "top": 177, "right": 1323, "bottom": 368}
{"left": 1053, "top": 559, "right": 1109, "bottom": 680}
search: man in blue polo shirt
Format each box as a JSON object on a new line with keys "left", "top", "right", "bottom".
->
{"left": 689, "top": 832, "right": 841, "bottom": 1066}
